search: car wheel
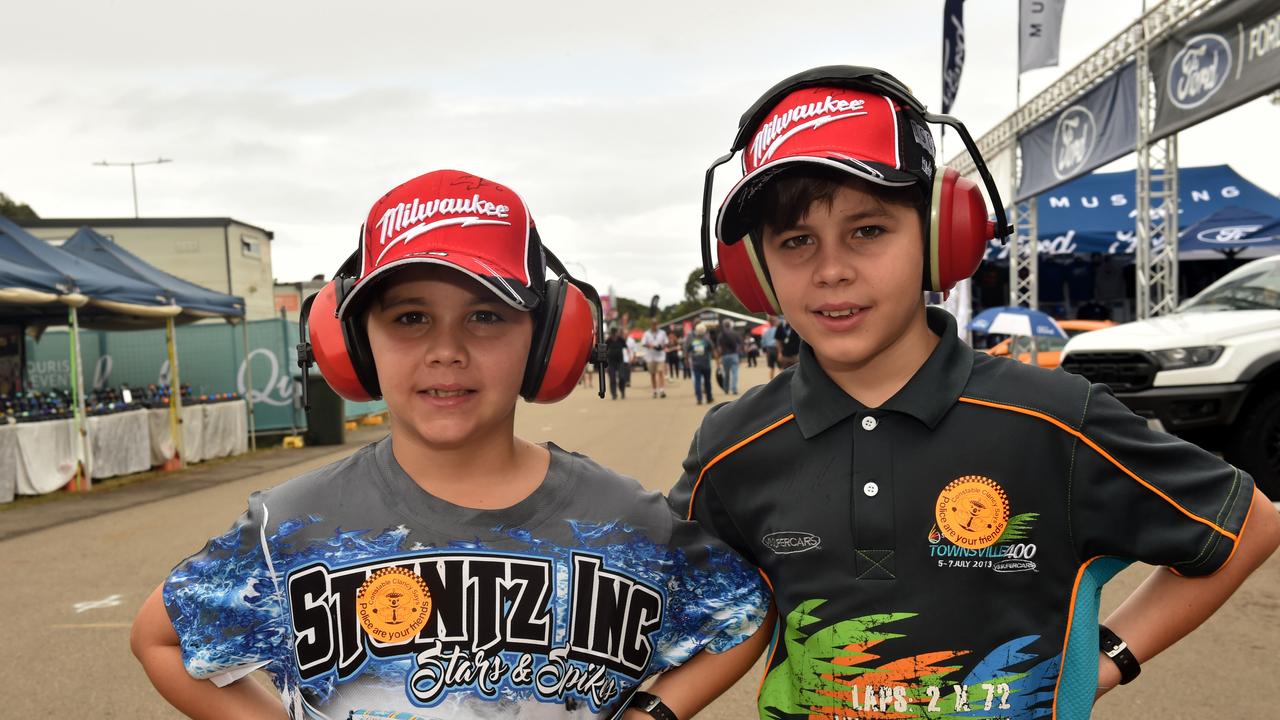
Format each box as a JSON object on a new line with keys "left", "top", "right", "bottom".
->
{"left": 1226, "top": 389, "right": 1280, "bottom": 501}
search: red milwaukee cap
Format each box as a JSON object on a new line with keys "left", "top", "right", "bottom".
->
{"left": 338, "top": 169, "right": 544, "bottom": 318}
{"left": 717, "top": 86, "right": 935, "bottom": 243}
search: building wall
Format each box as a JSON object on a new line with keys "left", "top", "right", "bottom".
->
{"left": 25, "top": 221, "right": 277, "bottom": 320}
{"left": 225, "top": 222, "right": 274, "bottom": 320}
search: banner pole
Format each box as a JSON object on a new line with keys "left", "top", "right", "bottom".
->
{"left": 68, "top": 306, "right": 90, "bottom": 491}
{"left": 240, "top": 319, "right": 257, "bottom": 452}
{"left": 166, "top": 316, "right": 185, "bottom": 469}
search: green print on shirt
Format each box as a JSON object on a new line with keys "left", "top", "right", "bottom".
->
{"left": 758, "top": 600, "right": 1058, "bottom": 719}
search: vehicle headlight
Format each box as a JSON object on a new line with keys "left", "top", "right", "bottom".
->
{"left": 1152, "top": 346, "right": 1223, "bottom": 370}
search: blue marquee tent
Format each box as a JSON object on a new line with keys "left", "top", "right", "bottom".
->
{"left": 0, "top": 216, "right": 178, "bottom": 318}
{"left": 61, "top": 226, "right": 245, "bottom": 321}
{"left": 983, "top": 165, "right": 1280, "bottom": 262}
{"left": 1178, "top": 206, "right": 1280, "bottom": 259}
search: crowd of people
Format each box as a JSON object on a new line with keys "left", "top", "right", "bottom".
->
{"left": 586, "top": 315, "right": 804, "bottom": 404}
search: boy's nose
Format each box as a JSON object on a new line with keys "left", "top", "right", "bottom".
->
{"left": 421, "top": 326, "right": 468, "bottom": 367}
{"left": 812, "top": 241, "right": 856, "bottom": 287}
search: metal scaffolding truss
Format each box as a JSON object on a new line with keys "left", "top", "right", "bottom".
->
{"left": 1010, "top": 201, "right": 1039, "bottom": 310}
{"left": 948, "top": 0, "right": 1227, "bottom": 318}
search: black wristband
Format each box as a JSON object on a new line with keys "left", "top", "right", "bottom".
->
{"left": 1099, "top": 624, "right": 1141, "bottom": 685}
{"left": 627, "top": 691, "right": 679, "bottom": 720}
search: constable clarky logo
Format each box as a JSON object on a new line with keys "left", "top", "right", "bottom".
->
{"left": 357, "top": 567, "right": 432, "bottom": 643}
{"left": 928, "top": 476, "right": 1040, "bottom": 574}
{"left": 762, "top": 531, "right": 822, "bottom": 555}
{"left": 934, "top": 476, "right": 1009, "bottom": 550}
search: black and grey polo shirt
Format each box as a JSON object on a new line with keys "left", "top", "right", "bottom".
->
{"left": 669, "top": 307, "right": 1255, "bottom": 720}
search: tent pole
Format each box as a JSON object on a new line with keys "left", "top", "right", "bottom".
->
{"left": 166, "top": 316, "right": 185, "bottom": 469}
{"left": 240, "top": 319, "right": 257, "bottom": 451}
{"left": 68, "top": 306, "right": 91, "bottom": 491}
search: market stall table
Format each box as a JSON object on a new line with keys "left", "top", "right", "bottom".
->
{"left": 0, "top": 417, "right": 80, "bottom": 502}
{"left": 85, "top": 408, "right": 150, "bottom": 480}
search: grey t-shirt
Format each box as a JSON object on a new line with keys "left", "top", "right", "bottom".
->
{"left": 165, "top": 437, "right": 768, "bottom": 719}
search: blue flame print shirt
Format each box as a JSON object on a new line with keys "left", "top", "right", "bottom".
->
{"left": 165, "top": 438, "right": 769, "bottom": 719}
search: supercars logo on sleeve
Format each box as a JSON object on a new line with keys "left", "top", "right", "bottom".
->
{"left": 930, "top": 475, "right": 1039, "bottom": 573}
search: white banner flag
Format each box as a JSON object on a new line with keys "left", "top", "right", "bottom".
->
{"left": 1019, "top": 0, "right": 1067, "bottom": 73}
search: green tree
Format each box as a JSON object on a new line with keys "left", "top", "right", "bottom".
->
{"left": 0, "top": 192, "right": 38, "bottom": 221}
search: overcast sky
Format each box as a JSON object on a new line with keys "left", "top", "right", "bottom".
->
{"left": 3, "top": 0, "right": 1276, "bottom": 305}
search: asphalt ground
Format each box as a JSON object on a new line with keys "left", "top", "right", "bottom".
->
{"left": 0, "top": 361, "right": 1276, "bottom": 718}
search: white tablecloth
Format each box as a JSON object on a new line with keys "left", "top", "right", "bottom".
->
{"left": 147, "top": 400, "right": 248, "bottom": 465}
{"left": 201, "top": 400, "right": 249, "bottom": 460}
{"left": 86, "top": 409, "right": 151, "bottom": 480}
{"left": 147, "top": 405, "right": 202, "bottom": 465}
{"left": 0, "top": 418, "right": 80, "bottom": 502}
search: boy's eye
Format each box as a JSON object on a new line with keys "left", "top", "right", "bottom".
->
{"left": 854, "top": 225, "right": 885, "bottom": 240}
{"left": 395, "top": 311, "right": 427, "bottom": 325}
{"left": 778, "top": 234, "right": 813, "bottom": 250}
{"left": 470, "top": 310, "right": 505, "bottom": 324}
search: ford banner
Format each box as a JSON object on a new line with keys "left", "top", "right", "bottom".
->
{"left": 1152, "top": 0, "right": 1280, "bottom": 140}
{"left": 1015, "top": 62, "right": 1138, "bottom": 201}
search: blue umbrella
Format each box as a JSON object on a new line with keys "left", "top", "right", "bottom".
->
{"left": 970, "top": 306, "right": 1067, "bottom": 338}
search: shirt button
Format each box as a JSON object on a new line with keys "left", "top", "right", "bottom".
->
{"left": 863, "top": 482, "right": 879, "bottom": 497}
{"left": 861, "top": 416, "right": 878, "bottom": 431}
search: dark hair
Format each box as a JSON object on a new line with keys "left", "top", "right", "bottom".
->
{"left": 749, "top": 164, "right": 928, "bottom": 240}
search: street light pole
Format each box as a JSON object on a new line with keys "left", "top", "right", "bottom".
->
{"left": 93, "top": 157, "right": 173, "bottom": 217}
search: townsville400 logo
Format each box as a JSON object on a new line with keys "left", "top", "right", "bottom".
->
{"left": 930, "top": 476, "right": 1039, "bottom": 573}
{"left": 1167, "top": 34, "right": 1232, "bottom": 110}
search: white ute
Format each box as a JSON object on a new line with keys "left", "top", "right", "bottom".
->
{"left": 1061, "top": 255, "right": 1280, "bottom": 498}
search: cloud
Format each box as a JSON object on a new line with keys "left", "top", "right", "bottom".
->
{"left": 2, "top": 0, "right": 1278, "bottom": 307}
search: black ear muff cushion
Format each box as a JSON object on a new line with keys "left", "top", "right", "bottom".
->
{"left": 530, "top": 282, "right": 594, "bottom": 403}
{"left": 310, "top": 281, "right": 377, "bottom": 402}
{"left": 521, "top": 277, "right": 566, "bottom": 400}
{"left": 718, "top": 238, "right": 781, "bottom": 315}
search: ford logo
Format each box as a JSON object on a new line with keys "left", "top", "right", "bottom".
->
{"left": 1167, "top": 34, "right": 1232, "bottom": 110}
{"left": 1196, "top": 225, "right": 1268, "bottom": 244}
{"left": 1052, "top": 106, "right": 1097, "bottom": 180}
{"left": 762, "top": 531, "right": 822, "bottom": 555}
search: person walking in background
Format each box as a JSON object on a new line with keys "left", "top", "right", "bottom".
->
{"left": 641, "top": 318, "right": 668, "bottom": 398}
{"left": 717, "top": 319, "right": 742, "bottom": 395}
{"left": 775, "top": 317, "right": 801, "bottom": 370}
{"left": 760, "top": 315, "right": 779, "bottom": 379}
{"left": 687, "top": 322, "right": 716, "bottom": 405}
{"left": 744, "top": 333, "right": 759, "bottom": 368}
{"left": 665, "top": 328, "right": 681, "bottom": 380}
{"left": 604, "top": 326, "right": 628, "bottom": 400}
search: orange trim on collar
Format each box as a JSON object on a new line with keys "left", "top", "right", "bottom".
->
{"left": 686, "top": 414, "right": 796, "bottom": 520}
{"left": 957, "top": 396, "right": 1238, "bottom": 543}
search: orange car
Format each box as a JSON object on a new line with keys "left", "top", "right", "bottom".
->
{"left": 986, "top": 319, "right": 1115, "bottom": 369}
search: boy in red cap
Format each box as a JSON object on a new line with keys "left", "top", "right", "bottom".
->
{"left": 670, "top": 67, "right": 1279, "bottom": 719}
{"left": 132, "top": 169, "right": 771, "bottom": 719}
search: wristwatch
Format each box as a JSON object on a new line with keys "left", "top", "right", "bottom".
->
{"left": 627, "top": 691, "right": 679, "bottom": 720}
{"left": 1098, "top": 624, "right": 1141, "bottom": 685}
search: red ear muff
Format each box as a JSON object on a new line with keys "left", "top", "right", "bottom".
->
{"left": 715, "top": 237, "right": 782, "bottom": 315}
{"left": 308, "top": 281, "right": 378, "bottom": 402}
{"left": 926, "top": 167, "right": 994, "bottom": 293}
{"left": 522, "top": 278, "right": 595, "bottom": 403}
